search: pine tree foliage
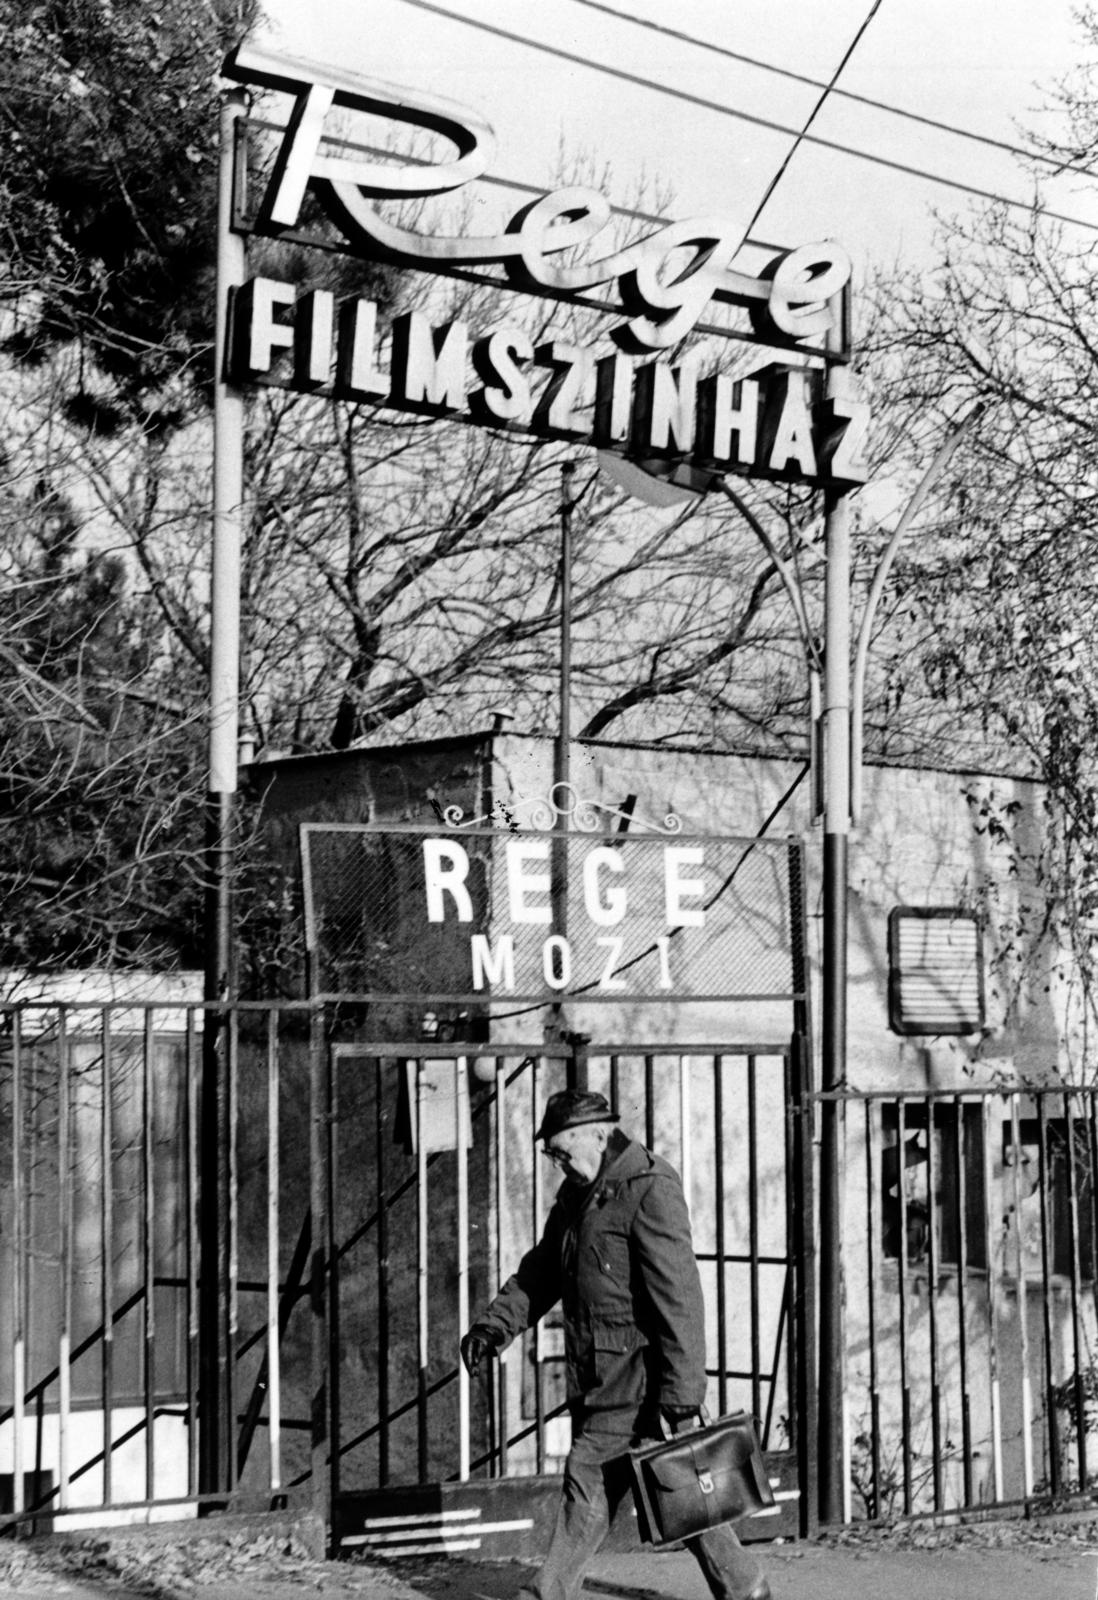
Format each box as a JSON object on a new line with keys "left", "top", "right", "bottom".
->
{"left": 1, "top": 0, "right": 257, "bottom": 425}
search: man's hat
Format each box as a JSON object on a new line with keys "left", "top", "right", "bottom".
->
{"left": 535, "top": 1089, "right": 619, "bottom": 1142}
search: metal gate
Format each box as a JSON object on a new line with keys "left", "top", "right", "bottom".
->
{"left": 323, "top": 1036, "right": 815, "bottom": 1556}
{"left": 297, "top": 817, "right": 816, "bottom": 1550}
{"left": 0, "top": 1004, "right": 812, "bottom": 1543}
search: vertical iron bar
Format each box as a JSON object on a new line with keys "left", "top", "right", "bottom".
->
{"left": 781, "top": 1050, "right": 797, "bottom": 1448}
{"left": 1036, "top": 1095, "right": 1058, "bottom": 1497}
{"left": 185, "top": 1010, "right": 200, "bottom": 1498}
{"left": 609, "top": 1054, "right": 620, "bottom": 1117}
{"left": 644, "top": 1055, "right": 655, "bottom": 1152}
{"left": 779, "top": 1052, "right": 795, "bottom": 1459}
{"left": 1009, "top": 1094, "right": 1034, "bottom": 1495}
{"left": 29, "top": 1056, "right": 44, "bottom": 1516}
{"left": 456, "top": 1057, "right": 471, "bottom": 1480}
{"left": 1087, "top": 1095, "right": 1098, "bottom": 1495}
{"left": 33, "top": 1388, "right": 44, "bottom": 1529}
{"left": 10, "top": 1010, "right": 23, "bottom": 1520}
{"left": 226, "top": 1006, "right": 239, "bottom": 1493}
{"left": 982, "top": 1096, "right": 1003, "bottom": 1501}
{"left": 1087, "top": 1093, "right": 1098, "bottom": 1289}
{"left": 864, "top": 1099, "right": 881, "bottom": 1519}
{"left": 925, "top": 1097, "right": 942, "bottom": 1510}
{"left": 532, "top": 1054, "right": 546, "bottom": 1474}
{"left": 791, "top": 1034, "right": 818, "bottom": 1536}
{"left": 143, "top": 1011, "right": 156, "bottom": 1501}
{"left": 787, "top": 846, "right": 817, "bottom": 1538}
{"left": 747, "top": 1056, "right": 761, "bottom": 1427}
{"left": 328, "top": 1034, "right": 340, "bottom": 1503}
{"left": 377, "top": 1058, "right": 390, "bottom": 1487}
{"left": 493, "top": 1057, "right": 508, "bottom": 1477}
{"left": 308, "top": 998, "right": 331, "bottom": 1524}
{"left": 1065, "top": 1092, "right": 1086, "bottom": 1491}
{"left": 58, "top": 1008, "right": 72, "bottom": 1511}
{"left": 102, "top": 1013, "right": 115, "bottom": 1507}
{"left": 954, "top": 1098, "right": 972, "bottom": 1508}
{"left": 267, "top": 1009, "right": 282, "bottom": 1492}
{"left": 896, "top": 1100, "right": 912, "bottom": 1515}
{"left": 416, "top": 1058, "right": 430, "bottom": 1482}
{"left": 714, "top": 1056, "right": 728, "bottom": 1418}
{"left": 760, "top": 1279, "right": 788, "bottom": 1450}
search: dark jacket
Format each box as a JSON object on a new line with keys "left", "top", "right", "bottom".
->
{"left": 477, "top": 1130, "right": 708, "bottom": 1418}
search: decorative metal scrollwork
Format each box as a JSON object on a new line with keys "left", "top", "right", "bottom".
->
{"left": 443, "top": 783, "right": 682, "bottom": 835}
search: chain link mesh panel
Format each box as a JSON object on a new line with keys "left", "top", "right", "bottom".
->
{"left": 301, "top": 825, "right": 806, "bottom": 1003}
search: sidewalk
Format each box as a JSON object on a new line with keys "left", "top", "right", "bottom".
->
{"left": 587, "top": 1539, "right": 1097, "bottom": 1600}
{"left": 389, "top": 1520, "right": 1098, "bottom": 1600}
{"left": 1, "top": 1515, "right": 1097, "bottom": 1599}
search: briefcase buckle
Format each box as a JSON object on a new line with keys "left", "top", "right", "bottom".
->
{"left": 698, "top": 1470, "right": 715, "bottom": 1495}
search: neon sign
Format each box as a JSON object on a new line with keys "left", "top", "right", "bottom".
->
{"left": 221, "top": 46, "right": 869, "bottom": 488}
{"left": 224, "top": 45, "right": 853, "bottom": 353}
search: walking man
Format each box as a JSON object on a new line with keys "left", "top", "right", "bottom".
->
{"left": 460, "top": 1089, "right": 770, "bottom": 1600}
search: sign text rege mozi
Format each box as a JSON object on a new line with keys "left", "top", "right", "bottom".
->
{"left": 223, "top": 46, "right": 870, "bottom": 490}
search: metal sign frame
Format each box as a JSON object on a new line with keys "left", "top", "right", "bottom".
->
{"left": 299, "top": 821, "right": 809, "bottom": 1007}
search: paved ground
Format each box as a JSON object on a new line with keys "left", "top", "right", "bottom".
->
{"left": 3, "top": 1515, "right": 1098, "bottom": 1599}
{"left": 394, "top": 1534, "right": 1098, "bottom": 1600}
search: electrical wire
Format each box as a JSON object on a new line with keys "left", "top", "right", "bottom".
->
{"left": 395, "top": 0, "right": 1098, "bottom": 234}
{"left": 742, "top": 0, "right": 886, "bottom": 238}
{"left": 570, "top": 0, "right": 1076, "bottom": 177}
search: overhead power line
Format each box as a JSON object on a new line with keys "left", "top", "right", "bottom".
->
{"left": 395, "top": 0, "right": 1098, "bottom": 235}
{"left": 742, "top": 0, "right": 886, "bottom": 237}
{"left": 571, "top": 0, "right": 1075, "bottom": 176}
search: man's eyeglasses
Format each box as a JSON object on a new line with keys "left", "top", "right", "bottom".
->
{"left": 543, "top": 1144, "right": 572, "bottom": 1164}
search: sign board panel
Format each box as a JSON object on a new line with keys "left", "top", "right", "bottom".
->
{"left": 300, "top": 824, "right": 806, "bottom": 1004}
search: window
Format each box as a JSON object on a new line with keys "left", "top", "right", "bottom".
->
{"left": 881, "top": 1101, "right": 987, "bottom": 1270}
{"left": 1002, "top": 1116, "right": 1095, "bottom": 1281}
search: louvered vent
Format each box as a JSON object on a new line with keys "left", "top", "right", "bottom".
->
{"left": 887, "top": 907, "right": 984, "bottom": 1036}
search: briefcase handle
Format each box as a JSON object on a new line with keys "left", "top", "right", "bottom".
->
{"left": 657, "top": 1403, "right": 711, "bottom": 1440}
{"left": 658, "top": 1405, "right": 764, "bottom": 1441}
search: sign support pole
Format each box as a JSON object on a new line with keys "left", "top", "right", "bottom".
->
{"left": 556, "top": 461, "right": 575, "bottom": 807}
{"left": 553, "top": 462, "right": 578, "bottom": 1077}
{"left": 817, "top": 295, "right": 853, "bottom": 1520}
{"left": 200, "top": 85, "right": 247, "bottom": 1498}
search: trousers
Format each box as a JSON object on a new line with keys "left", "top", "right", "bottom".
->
{"left": 525, "top": 1416, "right": 766, "bottom": 1600}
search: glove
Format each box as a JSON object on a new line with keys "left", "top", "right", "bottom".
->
{"left": 460, "top": 1326, "right": 500, "bottom": 1375}
{"left": 663, "top": 1408, "right": 702, "bottom": 1434}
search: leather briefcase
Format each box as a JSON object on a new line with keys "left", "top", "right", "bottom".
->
{"left": 628, "top": 1410, "right": 774, "bottom": 1549}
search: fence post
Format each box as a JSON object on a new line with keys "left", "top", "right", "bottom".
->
{"left": 309, "top": 992, "right": 333, "bottom": 1539}
{"left": 788, "top": 840, "right": 817, "bottom": 1536}
{"left": 789, "top": 1029, "right": 818, "bottom": 1538}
